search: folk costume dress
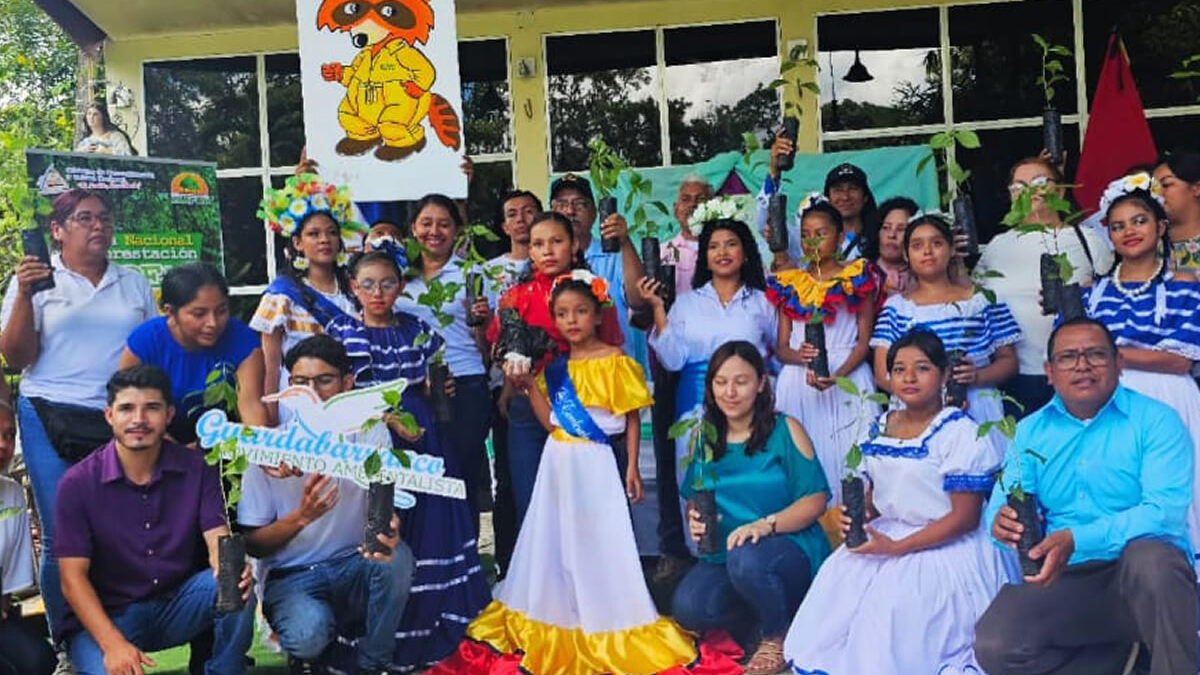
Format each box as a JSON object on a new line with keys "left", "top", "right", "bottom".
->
{"left": 783, "top": 408, "right": 1013, "bottom": 675}
{"left": 767, "top": 259, "right": 884, "bottom": 504}
{"left": 1083, "top": 272, "right": 1200, "bottom": 568}
{"left": 431, "top": 353, "right": 743, "bottom": 675}
{"left": 324, "top": 310, "right": 490, "bottom": 673}
{"left": 250, "top": 276, "right": 355, "bottom": 387}
{"left": 870, "top": 292, "right": 1022, "bottom": 450}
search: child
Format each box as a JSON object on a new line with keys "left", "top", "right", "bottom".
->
{"left": 768, "top": 194, "right": 882, "bottom": 503}
{"left": 433, "top": 272, "right": 741, "bottom": 675}
{"left": 324, "top": 248, "right": 490, "bottom": 672}
{"left": 784, "top": 329, "right": 1013, "bottom": 675}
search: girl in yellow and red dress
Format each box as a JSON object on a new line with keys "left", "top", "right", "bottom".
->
{"left": 768, "top": 194, "right": 884, "bottom": 504}
{"left": 433, "top": 272, "right": 742, "bottom": 675}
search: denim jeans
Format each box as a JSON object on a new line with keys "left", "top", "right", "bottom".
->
{"left": 0, "top": 614, "right": 56, "bottom": 675}
{"left": 650, "top": 357, "right": 690, "bottom": 559}
{"left": 264, "top": 546, "right": 414, "bottom": 669}
{"left": 490, "top": 387, "right": 517, "bottom": 578}
{"left": 442, "top": 374, "right": 492, "bottom": 528}
{"left": 68, "top": 569, "right": 256, "bottom": 675}
{"left": 506, "top": 393, "right": 548, "bottom": 528}
{"left": 16, "top": 395, "right": 72, "bottom": 639}
{"left": 671, "top": 536, "right": 813, "bottom": 639}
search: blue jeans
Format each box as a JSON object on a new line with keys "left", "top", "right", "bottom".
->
{"left": 68, "top": 569, "right": 256, "bottom": 675}
{"left": 264, "top": 546, "right": 414, "bottom": 669}
{"left": 443, "top": 375, "right": 492, "bottom": 526}
{"left": 506, "top": 393, "right": 548, "bottom": 528}
{"left": 16, "top": 395, "right": 72, "bottom": 639}
{"left": 671, "top": 536, "right": 813, "bottom": 639}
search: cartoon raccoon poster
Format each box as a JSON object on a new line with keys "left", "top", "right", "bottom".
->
{"left": 296, "top": 0, "right": 467, "bottom": 201}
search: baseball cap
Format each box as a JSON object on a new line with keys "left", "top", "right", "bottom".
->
{"left": 549, "top": 173, "right": 595, "bottom": 204}
{"left": 824, "top": 163, "right": 870, "bottom": 194}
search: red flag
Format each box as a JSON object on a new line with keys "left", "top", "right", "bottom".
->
{"left": 1074, "top": 32, "right": 1158, "bottom": 215}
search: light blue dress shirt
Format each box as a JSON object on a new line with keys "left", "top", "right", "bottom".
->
{"left": 396, "top": 256, "right": 487, "bottom": 377}
{"left": 648, "top": 281, "right": 778, "bottom": 372}
{"left": 983, "top": 385, "right": 1193, "bottom": 566}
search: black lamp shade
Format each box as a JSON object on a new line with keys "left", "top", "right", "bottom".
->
{"left": 843, "top": 50, "right": 874, "bottom": 83}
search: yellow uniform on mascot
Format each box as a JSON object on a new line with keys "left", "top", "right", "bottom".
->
{"left": 318, "top": 0, "right": 462, "bottom": 161}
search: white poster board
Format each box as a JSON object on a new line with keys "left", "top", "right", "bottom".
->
{"left": 296, "top": 0, "right": 467, "bottom": 201}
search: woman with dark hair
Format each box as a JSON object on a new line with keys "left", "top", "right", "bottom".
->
{"left": 976, "top": 157, "right": 1112, "bottom": 415}
{"left": 1, "top": 188, "right": 158, "bottom": 644}
{"left": 75, "top": 101, "right": 134, "bottom": 156}
{"left": 1153, "top": 150, "right": 1200, "bottom": 270}
{"left": 671, "top": 340, "right": 829, "bottom": 675}
{"left": 1082, "top": 172, "right": 1200, "bottom": 565}
{"left": 251, "top": 175, "right": 362, "bottom": 419}
{"left": 396, "top": 193, "right": 494, "bottom": 525}
{"left": 119, "top": 262, "right": 267, "bottom": 444}
{"left": 865, "top": 196, "right": 920, "bottom": 297}
{"left": 785, "top": 329, "right": 1010, "bottom": 675}
{"left": 871, "top": 214, "right": 1020, "bottom": 450}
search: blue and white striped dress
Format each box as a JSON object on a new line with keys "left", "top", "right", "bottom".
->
{"left": 1084, "top": 274, "right": 1200, "bottom": 568}
{"left": 870, "top": 292, "right": 1022, "bottom": 449}
{"left": 325, "top": 311, "right": 491, "bottom": 672}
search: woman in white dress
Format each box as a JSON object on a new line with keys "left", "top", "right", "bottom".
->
{"left": 1083, "top": 172, "right": 1200, "bottom": 569}
{"left": 768, "top": 194, "right": 883, "bottom": 503}
{"left": 871, "top": 214, "right": 1021, "bottom": 450}
{"left": 784, "top": 329, "right": 1014, "bottom": 675}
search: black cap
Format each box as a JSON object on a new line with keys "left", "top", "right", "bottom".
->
{"left": 549, "top": 173, "right": 595, "bottom": 203}
{"left": 824, "top": 162, "right": 870, "bottom": 194}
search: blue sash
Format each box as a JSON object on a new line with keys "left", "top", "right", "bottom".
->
{"left": 266, "top": 276, "right": 348, "bottom": 329}
{"left": 544, "top": 355, "right": 609, "bottom": 444}
{"left": 675, "top": 361, "right": 708, "bottom": 419}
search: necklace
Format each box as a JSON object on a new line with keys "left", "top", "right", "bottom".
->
{"left": 1112, "top": 258, "right": 1163, "bottom": 297}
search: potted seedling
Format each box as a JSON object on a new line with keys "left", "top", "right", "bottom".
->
{"left": 587, "top": 137, "right": 625, "bottom": 253}
{"left": 978, "top": 404, "right": 1046, "bottom": 577}
{"left": 917, "top": 129, "right": 983, "bottom": 255}
{"left": 768, "top": 44, "right": 821, "bottom": 173}
{"left": 360, "top": 386, "right": 418, "bottom": 554}
{"left": 410, "top": 278, "right": 461, "bottom": 424}
{"left": 767, "top": 192, "right": 790, "bottom": 254}
{"left": 668, "top": 416, "right": 722, "bottom": 555}
{"left": 834, "top": 377, "right": 889, "bottom": 548}
{"left": 1000, "top": 178, "right": 1086, "bottom": 320}
{"left": 456, "top": 223, "right": 501, "bottom": 328}
{"left": 800, "top": 231, "right": 831, "bottom": 378}
{"left": 1033, "top": 34, "right": 1072, "bottom": 167}
{"left": 496, "top": 307, "right": 558, "bottom": 368}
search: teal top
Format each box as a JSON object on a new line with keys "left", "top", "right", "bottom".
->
{"left": 682, "top": 413, "right": 832, "bottom": 573}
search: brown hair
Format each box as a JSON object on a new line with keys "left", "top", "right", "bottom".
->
{"left": 1007, "top": 156, "right": 1065, "bottom": 185}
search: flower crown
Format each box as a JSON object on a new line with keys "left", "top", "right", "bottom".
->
{"left": 371, "top": 238, "right": 411, "bottom": 274}
{"left": 687, "top": 196, "right": 743, "bottom": 236}
{"left": 258, "top": 173, "right": 367, "bottom": 239}
{"left": 1099, "top": 172, "right": 1165, "bottom": 218}
{"left": 551, "top": 269, "right": 613, "bottom": 307}
{"left": 907, "top": 208, "right": 951, "bottom": 225}
{"left": 796, "top": 192, "right": 830, "bottom": 218}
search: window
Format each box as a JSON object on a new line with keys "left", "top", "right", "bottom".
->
{"left": 817, "top": 0, "right": 1199, "bottom": 240}
{"left": 460, "top": 38, "right": 516, "bottom": 234}
{"left": 546, "top": 20, "right": 779, "bottom": 172}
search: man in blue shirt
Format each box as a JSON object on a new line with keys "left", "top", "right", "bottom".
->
{"left": 975, "top": 318, "right": 1196, "bottom": 675}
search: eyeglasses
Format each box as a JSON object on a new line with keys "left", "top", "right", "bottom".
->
{"left": 290, "top": 374, "right": 341, "bottom": 388}
{"left": 356, "top": 279, "right": 400, "bottom": 294}
{"left": 1050, "top": 348, "right": 1113, "bottom": 370}
{"left": 1008, "top": 176, "right": 1052, "bottom": 194}
{"left": 552, "top": 198, "right": 591, "bottom": 211}
{"left": 69, "top": 212, "right": 116, "bottom": 229}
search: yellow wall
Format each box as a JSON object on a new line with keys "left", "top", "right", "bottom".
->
{"left": 104, "top": 0, "right": 1014, "bottom": 193}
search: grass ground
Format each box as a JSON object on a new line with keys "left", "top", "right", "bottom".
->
{"left": 145, "top": 630, "right": 288, "bottom": 674}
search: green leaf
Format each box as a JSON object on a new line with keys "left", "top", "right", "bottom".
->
{"left": 1032, "top": 33, "right": 1048, "bottom": 50}
{"left": 361, "top": 418, "right": 380, "bottom": 433}
{"left": 768, "top": 78, "right": 788, "bottom": 89}
{"left": 1049, "top": 45, "right": 1072, "bottom": 56}
{"left": 800, "top": 82, "right": 821, "bottom": 95}
{"left": 668, "top": 418, "right": 697, "bottom": 440}
{"left": 383, "top": 389, "right": 402, "bottom": 408}
{"left": 364, "top": 452, "right": 382, "bottom": 478}
{"left": 866, "top": 393, "right": 891, "bottom": 406}
{"left": 390, "top": 448, "right": 412, "bottom": 468}
{"left": 205, "top": 368, "right": 222, "bottom": 385}
{"left": 915, "top": 154, "right": 934, "bottom": 177}
{"left": 779, "top": 61, "right": 798, "bottom": 73}
{"left": 390, "top": 411, "right": 419, "bottom": 436}
{"left": 955, "top": 129, "right": 982, "bottom": 149}
{"left": 834, "top": 377, "right": 860, "bottom": 397}
{"left": 845, "top": 444, "right": 862, "bottom": 472}
{"left": 0, "top": 506, "right": 22, "bottom": 521}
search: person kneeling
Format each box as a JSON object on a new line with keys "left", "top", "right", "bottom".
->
{"left": 56, "top": 365, "right": 255, "bottom": 675}
{"left": 239, "top": 335, "right": 413, "bottom": 675}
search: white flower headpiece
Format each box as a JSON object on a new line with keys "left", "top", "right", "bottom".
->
{"left": 907, "top": 209, "right": 951, "bottom": 225}
{"left": 687, "top": 196, "right": 743, "bottom": 236}
{"left": 1099, "top": 172, "right": 1165, "bottom": 218}
{"left": 551, "top": 269, "right": 613, "bottom": 307}
{"left": 795, "top": 192, "right": 830, "bottom": 217}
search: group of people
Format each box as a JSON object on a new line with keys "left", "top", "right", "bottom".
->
{"left": 0, "top": 137, "right": 1198, "bottom": 675}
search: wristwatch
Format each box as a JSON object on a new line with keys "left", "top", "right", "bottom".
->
{"left": 764, "top": 513, "right": 778, "bottom": 535}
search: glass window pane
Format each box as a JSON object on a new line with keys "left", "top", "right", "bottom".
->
{"left": 220, "top": 176, "right": 268, "bottom": 286}
{"left": 144, "top": 57, "right": 261, "bottom": 168}
{"left": 817, "top": 8, "right": 943, "bottom": 132}
{"left": 461, "top": 39, "right": 513, "bottom": 156}
{"left": 1084, "top": 0, "right": 1200, "bottom": 109}
{"left": 547, "top": 31, "right": 661, "bottom": 171}
{"left": 823, "top": 134, "right": 930, "bottom": 153}
{"left": 956, "top": 124, "right": 1081, "bottom": 244}
{"left": 664, "top": 22, "right": 778, "bottom": 165}
{"left": 266, "top": 53, "right": 305, "bottom": 168}
{"left": 950, "top": 0, "right": 1076, "bottom": 121}
{"left": 467, "top": 161, "right": 515, "bottom": 259}
{"left": 1150, "top": 114, "right": 1200, "bottom": 155}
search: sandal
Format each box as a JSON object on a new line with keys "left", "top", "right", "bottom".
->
{"left": 746, "top": 636, "right": 787, "bottom": 675}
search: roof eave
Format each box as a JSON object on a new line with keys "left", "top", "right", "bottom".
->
{"left": 33, "top": 0, "right": 105, "bottom": 53}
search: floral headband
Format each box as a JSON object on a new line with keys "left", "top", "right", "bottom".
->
{"left": 795, "top": 192, "right": 831, "bottom": 218}
{"left": 258, "top": 174, "right": 367, "bottom": 240}
{"left": 907, "top": 209, "right": 951, "bottom": 225}
{"left": 370, "top": 238, "right": 411, "bottom": 274}
{"left": 551, "top": 269, "right": 613, "bottom": 307}
{"left": 687, "top": 196, "right": 743, "bottom": 236}
{"left": 1099, "top": 172, "right": 1165, "bottom": 218}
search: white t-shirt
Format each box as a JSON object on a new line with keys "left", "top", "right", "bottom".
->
{"left": 976, "top": 226, "right": 1114, "bottom": 375}
{"left": 0, "top": 255, "right": 158, "bottom": 409}
{"left": 0, "top": 476, "right": 34, "bottom": 594}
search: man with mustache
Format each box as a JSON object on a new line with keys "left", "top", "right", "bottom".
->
{"left": 975, "top": 317, "right": 1197, "bottom": 675}
{"left": 54, "top": 365, "right": 255, "bottom": 675}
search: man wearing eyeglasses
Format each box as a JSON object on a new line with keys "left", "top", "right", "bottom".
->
{"left": 975, "top": 317, "right": 1196, "bottom": 675}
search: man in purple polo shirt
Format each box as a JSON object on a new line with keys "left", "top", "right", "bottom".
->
{"left": 55, "top": 365, "right": 254, "bottom": 675}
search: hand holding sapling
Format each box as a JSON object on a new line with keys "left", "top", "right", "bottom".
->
{"left": 834, "top": 377, "right": 889, "bottom": 549}
{"left": 670, "top": 416, "right": 722, "bottom": 555}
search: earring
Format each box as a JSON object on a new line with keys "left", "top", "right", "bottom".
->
{"left": 336, "top": 251, "right": 349, "bottom": 267}
{"left": 292, "top": 255, "right": 310, "bottom": 271}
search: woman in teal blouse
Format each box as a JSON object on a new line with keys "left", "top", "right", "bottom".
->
{"left": 672, "top": 340, "right": 830, "bottom": 675}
